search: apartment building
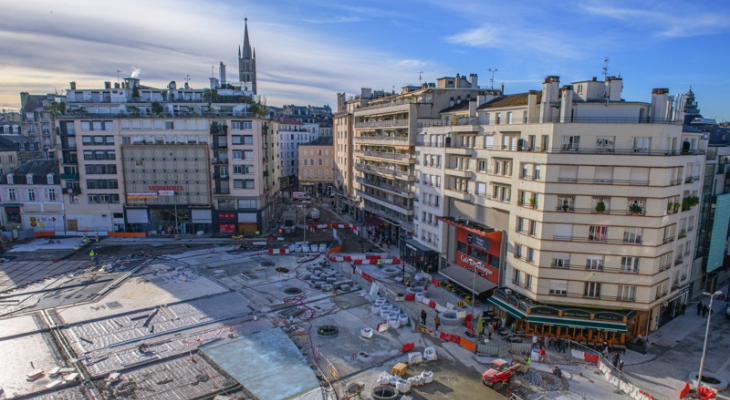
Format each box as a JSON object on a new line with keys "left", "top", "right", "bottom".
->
{"left": 333, "top": 92, "right": 361, "bottom": 219}
{"left": 414, "top": 75, "right": 706, "bottom": 343}
{"left": 0, "top": 159, "right": 62, "bottom": 232}
{"left": 353, "top": 75, "right": 481, "bottom": 248}
{"left": 298, "top": 137, "right": 334, "bottom": 195}
{"left": 277, "top": 116, "right": 312, "bottom": 193}
{"left": 20, "top": 92, "right": 62, "bottom": 152}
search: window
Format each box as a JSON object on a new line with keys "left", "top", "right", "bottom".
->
{"left": 549, "top": 280, "right": 568, "bottom": 296}
{"left": 586, "top": 255, "right": 604, "bottom": 270}
{"left": 476, "top": 182, "right": 486, "bottom": 196}
{"left": 232, "top": 151, "right": 243, "bottom": 160}
{"left": 595, "top": 137, "right": 615, "bottom": 152}
{"left": 528, "top": 220, "right": 537, "bottom": 236}
{"left": 477, "top": 159, "right": 488, "bottom": 172}
{"left": 552, "top": 253, "right": 569, "bottom": 268}
{"left": 164, "top": 121, "right": 174, "bottom": 129}
{"left": 617, "top": 285, "right": 637, "bottom": 301}
{"left": 621, "top": 257, "right": 640, "bottom": 273}
{"left": 8, "top": 188, "right": 16, "bottom": 201}
{"left": 512, "top": 268, "right": 521, "bottom": 285}
{"left": 589, "top": 226, "right": 608, "bottom": 241}
{"left": 533, "top": 165, "right": 541, "bottom": 180}
{"left": 527, "top": 248, "right": 535, "bottom": 263}
{"left": 517, "top": 217, "right": 525, "bottom": 232}
{"left": 584, "top": 282, "right": 601, "bottom": 298}
{"left": 524, "top": 274, "right": 532, "bottom": 289}
{"left": 234, "top": 179, "right": 255, "bottom": 189}
{"left": 623, "top": 228, "right": 642, "bottom": 244}
{"left": 515, "top": 245, "right": 523, "bottom": 259}
{"left": 562, "top": 135, "right": 580, "bottom": 151}
{"left": 632, "top": 137, "right": 651, "bottom": 153}
{"left": 46, "top": 188, "right": 57, "bottom": 201}
{"left": 27, "top": 189, "right": 36, "bottom": 201}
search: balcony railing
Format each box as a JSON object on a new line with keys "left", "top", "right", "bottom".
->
{"left": 354, "top": 119, "right": 409, "bottom": 129}
{"left": 354, "top": 163, "right": 412, "bottom": 179}
{"left": 354, "top": 135, "right": 409, "bottom": 143}
{"left": 356, "top": 176, "right": 410, "bottom": 196}
{"left": 553, "top": 235, "right": 643, "bottom": 245}
{"left": 357, "top": 150, "right": 413, "bottom": 161}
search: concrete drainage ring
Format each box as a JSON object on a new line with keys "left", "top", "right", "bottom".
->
{"left": 439, "top": 310, "right": 463, "bottom": 325}
{"left": 372, "top": 385, "right": 399, "bottom": 400}
{"left": 688, "top": 371, "right": 728, "bottom": 392}
{"left": 317, "top": 325, "right": 339, "bottom": 337}
{"left": 275, "top": 267, "right": 290, "bottom": 273}
{"left": 283, "top": 287, "right": 303, "bottom": 295}
{"left": 381, "top": 267, "right": 400, "bottom": 277}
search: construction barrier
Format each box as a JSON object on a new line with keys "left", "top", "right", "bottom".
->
{"left": 404, "top": 294, "right": 416, "bottom": 301}
{"left": 428, "top": 300, "right": 437, "bottom": 308}
{"left": 107, "top": 232, "right": 147, "bottom": 238}
{"left": 32, "top": 231, "right": 56, "bottom": 238}
{"left": 459, "top": 337, "right": 476, "bottom": 352}
{"left": 268, "top": 248, "right": 290, "bottom": 254}
{"left": 401, "top": 342, "right": 415, "bottom": 353}
{"left": 326, "top": 244, "right": 343, "bottom": 256}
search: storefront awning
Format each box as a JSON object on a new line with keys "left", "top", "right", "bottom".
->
{"left": 488, "top": 295, "right": 526, "bottom": 319}
{"left": 438, "top": 266, "right": 497, "bottom": 295}
{"left": 366, "top": 216, "right": 383, "bottom": 226}
{"left": 403, "top": 238, "right": 437, "bottom": 254}
{"left": 527, "top": 315, "right": 627, "bottom": 332}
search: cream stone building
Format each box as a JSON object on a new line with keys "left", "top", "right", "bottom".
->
{"left": 415, "top": 75, "right": 705, "bottom": 342}
{"left": 298, "top": 137, "right": 334, "bottom": 196}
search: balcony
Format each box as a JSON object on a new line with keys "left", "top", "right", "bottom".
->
{"left": 552, "top": 235, "right": 642, "bottom": 245}
{"left": 356, "top": 150, "right": 414, "bottom": 163}
{"left": 356, "top": 190, "right": 412, "bottom": 214}
{"left": 212, "top": 157, "right": 229, "bottom": 165}
{"left": 354, "top": 119, "right": 409, "bottom": 129}
{"left": 362, "top": 204, "right": 413, "bottom": 226}
{"left": 444, "top": 143, "right": 475, "bottom": 156}
{"left": 354, "top": 163, "right": 414, "bottom": 181}
{"left": 214, "top": 189, "right": 230, "bottom": 195}
{"left": 356, "top": 176, "right": 413, "bottom": 198}
{"left": 354, "top": 135, "right": 409, "bottom": 145}
{"left": 674, "top": 257, "right": 684, "bottom": 266}
{"left": 60, "top": 173, "right": 79, "bottom": 180}
{"left": 444, "top": 167, "right": 472, "bottom": 178}
{"left": 444, "top": 187, "right": 470, "bottom": 201}
{"left": 64, "top": 186, "right": 81, "bottom": 195}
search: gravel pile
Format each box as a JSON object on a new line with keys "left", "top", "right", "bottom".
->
{"left": 520, "top": 371, "right": 565, "bottom": 391}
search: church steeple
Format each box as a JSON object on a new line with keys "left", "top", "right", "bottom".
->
{"left": 238, "top": 17, "right": 257, "bottom": 94}
{"left": 242, "top": 18, "right": 252, "bottom": 59}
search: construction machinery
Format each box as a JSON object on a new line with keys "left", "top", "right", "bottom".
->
{"left": 482, "top": 359, "right": 524, "bottom": 390}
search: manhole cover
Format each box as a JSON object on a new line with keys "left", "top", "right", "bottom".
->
{"left": 261, "top": 261, "right": 275, "bottom": 267}
{"left": 106, "top": 301, "right": 123, "bottom": 310}
{"left": 275, "top": 267, "right": 290, "bottom": 273}
{"left": 284, "top": 287, "right": 302, "bottom": 294}
{"left": 317, "top": 325, "right": 339, "bottom": 337}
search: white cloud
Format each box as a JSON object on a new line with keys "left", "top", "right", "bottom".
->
{"left": 0, "top": 0, "right": 428, "bottom": 109}
{"left": 447, "top": 24, "right": 582, "bottom": 60}
{"left": 580, "top": 3, "right": 730, "bottom": 38}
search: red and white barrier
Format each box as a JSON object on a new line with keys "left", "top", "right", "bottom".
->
{"left": 268, "top": 248, "right": 290, "bottom": 254}
{"left": 329, "top": 255, "right": 402, "bottom": 264}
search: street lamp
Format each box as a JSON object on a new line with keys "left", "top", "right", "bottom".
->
{"left": 697, "top": 290, "right": 722, "bottom": 393}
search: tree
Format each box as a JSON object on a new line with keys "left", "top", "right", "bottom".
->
{"left": 151, "top": 101, "right": 163, "bottom": 115}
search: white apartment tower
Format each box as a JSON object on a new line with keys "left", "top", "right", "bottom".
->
{"left": 415, "top": 75, "right": 706, "bottom": 342}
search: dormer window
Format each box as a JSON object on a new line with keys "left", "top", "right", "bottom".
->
{"left": 27, "top": 174, "right": 33, "bottom": 184}
{"left": 47, "top": 174, "right": 54, "bottom": 185}
{"left": 7, "top": 173, "right": 13, "bottom": 185}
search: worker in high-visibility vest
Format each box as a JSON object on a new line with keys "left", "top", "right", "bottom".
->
{"left": 73, "top": 245, "right": 79, "bottom": 251}
{"left": 89, "top": 250, "right": 95, "bottom": 257}
{"left": 83, "top": 235, "right": 87, "bottom": 243}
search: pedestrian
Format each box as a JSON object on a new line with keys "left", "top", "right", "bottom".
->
{"left": 434, "top": 313, "right": 441, "bottom": 332}
{"left": 532, "top": 334, "right": 539, "bottom": 350}
{"left": 680, "top": 303, "right": 686, "bottom": 316}
{"left": 351, "top": 263, "right": 356, "bottom": 275}
{"left": 488, "top": 322, "right": 494, "bottom": 340}
{"left": 544, "top": 336, "right": 549, "bottom": 350}
{"left": 702, "top": 304, "right": 709, "bottom": 317}
{"left": 618, "top": 360, "right": 624, "bottom": 372}
{"left": 612, "top": 352, "right": 620, "bottom": 368}
{"left": 602, "top": 343, "right": 609, "bottom": 358}
{"left": 539, "top": 347, "right": 546, "bottom": 362}
{"left": 697, "top": 302, "right": 703, "bottom": 316}
{"left": 420, "top": 309, "right": 427, "bottom": 325}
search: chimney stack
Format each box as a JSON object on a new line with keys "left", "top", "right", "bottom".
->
{"left": 104, "top": 81, "right": 111, "bottom": 89}
{"left": 114, "top": 82, "right": 120, "bottom": 89}
{"left": 469, "top": 74, "right": 478, "bottom": 88}
{"left": 650, "top": 88, "right": 670, "bottom": 123}
{"left": 69, "top": 81, "right": 76, "bottom": 90}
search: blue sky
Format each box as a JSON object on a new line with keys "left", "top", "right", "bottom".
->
{"left": 1, "top": 0, "right": 729, "bottom": 120}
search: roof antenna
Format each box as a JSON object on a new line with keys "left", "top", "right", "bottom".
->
{"left": 603, "top": 57, "right": 610, "bottom": 104}
{"left": 418, "top": 71, "right": 423, "bottom": 86}
{"left": 488, "top": 68, "right": 498, "bottom": 89}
